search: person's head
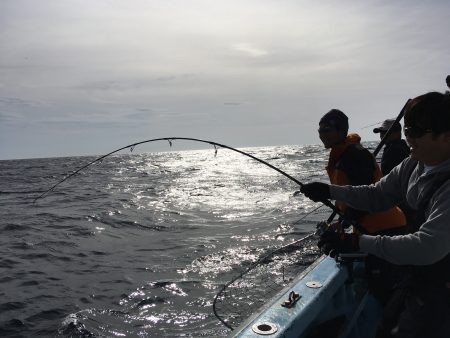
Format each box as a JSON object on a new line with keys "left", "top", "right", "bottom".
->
{"left": 446, "top": 75, "right": 450, "bottom": 89}
{"left": 373, "top": 119, "right": 402, "bottom": 142}
{"left": 404, "top": 92, "right": 450, "bottom": 165}
{"left": 318, "top": 109, "right": 349, "bottom": 148}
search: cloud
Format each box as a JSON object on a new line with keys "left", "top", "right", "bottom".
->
{"left": 232, "top": 43, "right": 268, "bottom": 57}
{"left": 76, "top": 74, "right": 199, "bottom": 92}
{"left": 0, "top": 97, "right": 43, "bottom": 109}
{"left": 0, "top": 97, "right": 50, "bottom": 124}
{"left": 1, "top": 0, "right": 450, "bottom": 160}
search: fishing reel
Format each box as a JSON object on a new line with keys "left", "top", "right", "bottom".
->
{"left": 315, "top": 219, "right": 350, "bottom": 236}
{"left": 315, "top": 221, "right": 330, "bottom": 236}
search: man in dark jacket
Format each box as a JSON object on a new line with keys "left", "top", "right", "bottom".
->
{"left": 373, "top": 119, "right": 410, "bottom": 176}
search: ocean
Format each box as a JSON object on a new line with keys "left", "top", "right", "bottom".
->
{"left": 0, "top": 142, "right": 377, "bottom": 337}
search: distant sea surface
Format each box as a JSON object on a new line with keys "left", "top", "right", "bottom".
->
{"left": 0, "top": 143, "right": 377, "bottom": 337}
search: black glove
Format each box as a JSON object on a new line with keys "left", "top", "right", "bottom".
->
{"left": 300, "top": 182, "right": 331, "bottom": 202}
{"left": 318, "top": 230, "right": 360, "bottom": 257}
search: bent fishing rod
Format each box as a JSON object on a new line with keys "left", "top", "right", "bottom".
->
{"left": 34, "top": 137, "right": 366, "bottom": 232}
{"left": 34, "top": 137, "right": 302, "bottom": 200}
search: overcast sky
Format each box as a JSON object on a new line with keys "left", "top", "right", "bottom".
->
{"left": 1, "top": 0, "right": 449, "bottom": 160}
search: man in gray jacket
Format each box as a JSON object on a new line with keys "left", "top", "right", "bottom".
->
{"left": 301, "top": 92, "right": 450, "bottom": 338}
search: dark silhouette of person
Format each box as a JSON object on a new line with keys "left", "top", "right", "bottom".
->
{"left": 373, "top": 119, "right": 410, "bottom": 176}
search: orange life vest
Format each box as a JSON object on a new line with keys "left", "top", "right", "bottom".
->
{"left": 326, "top": 133, "right": 406, "bottom": 234}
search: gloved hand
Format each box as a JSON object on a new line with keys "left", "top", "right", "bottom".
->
{"left": 328, "top": 221, "right": 343, "bottom": 232}
{"left": 318, "top": 230, "right": 360, "bottom": 257}
{"left": 300, "top": 182, "right": 331, "bottom": 202}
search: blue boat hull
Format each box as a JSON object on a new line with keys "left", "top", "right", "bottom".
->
{"left": 230, "top": 255, "right": 383, "bottom": 338}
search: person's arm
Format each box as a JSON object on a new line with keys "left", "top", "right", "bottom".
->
{"left": 359, "top": 183, "right": 450, "bottom": 265}
{"left": 330, "top": 157, "right": 415, "bottom": 212}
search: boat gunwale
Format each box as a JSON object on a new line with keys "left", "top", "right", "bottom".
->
{"left": 228, "top": 254, "right": 328, "bottom": 337}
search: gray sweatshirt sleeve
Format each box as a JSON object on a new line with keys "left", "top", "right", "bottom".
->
{"left": 330, "top": 160, "right": 407, "bottom": 212}
{"left": 359, "top": 187, "right": 450, "bottom": 265}
{"left": 327, "top": 158, "right": 450, "bottom": 265}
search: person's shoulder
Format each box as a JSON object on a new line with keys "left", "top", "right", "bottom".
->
{"left": 347, "top": 143, "right": 370, "bottom": 154}
{"left": 394, "top": 156, "right": 416, "bottom": 178}
{"left": 393, "top": 139, "right": 409, "bottom": 146}
{"left": 386, "top": 138, "right": 405, "bottom": 146}
{"left": 341, "top": 143, "right": 373, "bottom": 163}
{"left": 386, "top": 139, "right": 410, "bottom": 151}
{"left": 400, "top": 139, "right": 410, "bottom": 151}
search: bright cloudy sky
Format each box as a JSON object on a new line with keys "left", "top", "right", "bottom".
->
{"left": 1, "top": 0, "right": 449, "bottom": 160}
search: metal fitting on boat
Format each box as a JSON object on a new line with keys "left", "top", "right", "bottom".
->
{"left": 252, "top": 321, "right": 278, "bottom": 335}
{"left": 306, "top": 281, "right": 322, "bottom": 288}
{"left": 281, "top": 290, "right": 301, "bottom": 308}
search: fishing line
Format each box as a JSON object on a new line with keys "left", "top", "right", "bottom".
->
{"left": 275, "top": 204, "right": 324, "bottom": 238}
{"left": 213, "top": 231, "right": 316, "bottom": 330}
{"left": 360, "top": 121, "right": 385, "bottom": 129}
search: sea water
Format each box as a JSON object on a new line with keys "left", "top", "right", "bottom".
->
{"left": 0, "top": 143, "right": 376, "bottom": 337}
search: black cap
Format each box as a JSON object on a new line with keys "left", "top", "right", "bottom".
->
{"left": 373, "top": 119, "right": 401, "bottom": 133}
{"left": 319, "top": 109, "right": 349, "bottom": 132}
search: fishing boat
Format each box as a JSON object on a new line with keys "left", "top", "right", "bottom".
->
{"left": 229, "top": 254, "right": 383, "bottom": 338}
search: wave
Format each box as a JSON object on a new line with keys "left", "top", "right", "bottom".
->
{"left": 0, "top": 190, "right": 46, "bottom": 194}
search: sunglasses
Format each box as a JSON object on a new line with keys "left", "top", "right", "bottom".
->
{"left": 318, "top": 127, "right": 336, "bottom": 134}
{"left": 403, "top": 126, "right": 432, "bottom": 139}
